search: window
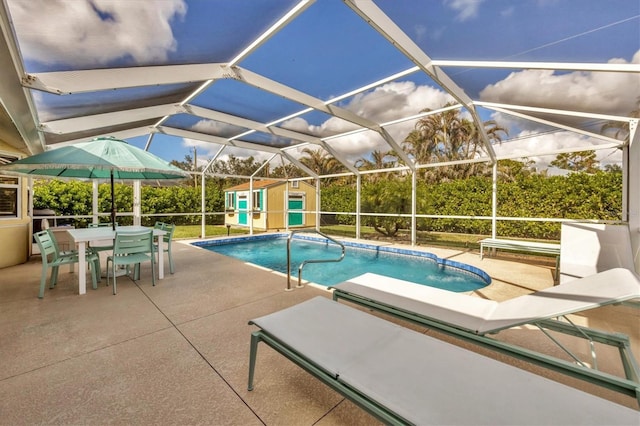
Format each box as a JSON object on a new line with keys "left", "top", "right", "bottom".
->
{"left": 0, "top": 155, "right": 20, "bottom": 219}
{"left": 253, "top": 190, "right": 262, "bottom": 210}
{"left": 226, "top": 192, "right": 235, "bottom": 210}
{"left": 291, "top": 181, "right": 299, "bottom": 189}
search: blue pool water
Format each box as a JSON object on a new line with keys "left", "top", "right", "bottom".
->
{"left": 194, "top": 235, "right": 490, "bottom": 292}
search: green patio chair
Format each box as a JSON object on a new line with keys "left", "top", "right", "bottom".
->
{"left": 34, "top": 230, "right": 100, "bottom": 299}
{"left": 47, "top": 228, "right": 101, "bottom": 280}
{"left": 106, "top": 230, "right": 155, "bottom": 295}
{"left": 154, "top": 222, "right": 175, "bottom": 274}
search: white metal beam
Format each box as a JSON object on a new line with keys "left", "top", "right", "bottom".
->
{"left": 485, "top": 105, "right": 625, "bottom": 145}
{"left": 23, "top": 63, "right": 229, "bottom": 94}
{"left": 431, "top": 60, "right": 640, "bottom": 73}
{"left": 230, "top": 66, "right": 382, "bottom": 131}
{"left": 229, "top": 0, "right": 315, "bottom": 66}
{"left": 41, "top": 104, "right": 182, "bottom": 134}
{"left": 475, "top": 101, "right": 635, "bottom": 123}
{"left": 50, "top": 126, "right": 152, "bottom": 147}
{"left": 158, "top": 126, "right": 283, "bottom": 154}
{"left": 230, "top": 65, "right": 415, "bottom": 169}
{"left": 184, "top": 104, "right": 320, "bottom": 144}
{"left": 0, "top": 2, "right": 44, "bottom": 154}
{"left": 345, "top": 0, "right": 496, "bottom": 163}
{"left": 278, "top": 151, "right": 319, "bottom": 179}
{"left": 493, "top": 142, "right": 621, "bottom": 162}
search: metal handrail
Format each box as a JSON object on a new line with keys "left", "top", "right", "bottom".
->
{"left": 286, "top": 230, "right": 346, "bottom": 291}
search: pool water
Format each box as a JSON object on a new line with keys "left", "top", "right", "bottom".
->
{"left": 197, "top": 236, "right": 489, "bottom": 292}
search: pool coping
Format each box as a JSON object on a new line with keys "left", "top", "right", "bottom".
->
{"left": 190, "top": 233, "right": 492, "bottom": 286}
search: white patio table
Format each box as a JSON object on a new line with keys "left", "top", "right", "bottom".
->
{"left": 67, "top": 226, "right": 166, "bottom": 295}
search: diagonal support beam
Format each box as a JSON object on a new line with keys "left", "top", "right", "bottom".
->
{"left": 158, "top": 126, "right": 283, "bottom": 154}
{"left": 41, "top": 103, "right": 182, "bottom": 134}
{"left": 229, "top": 65, "right": 414, "bottom": 170}
{"left": 345, "top": 0, "right": 496, "bottom": 163}
{"left": 23, "top": 63, "right": 230, "bottom": 94}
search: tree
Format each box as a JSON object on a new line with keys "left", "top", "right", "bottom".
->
{"left": 299, "top": 147, "right": 344, "bottom": 176}
{"left": 496, "top": 158, "right": 538, "bottom": 182}
{"left": 403, "top": 102, "right": 507, "bottom": 182}
{"left": 270, "top": 163, "right": 305, "bottom": 179}
{"left": 361, "top": 178, "right": 411, "bottom": 237}
{"left": 354, "top": 150, "right": 399, "bottom": 183}
{"left": 550, "top": 151, "right": 599, "bottom": 173}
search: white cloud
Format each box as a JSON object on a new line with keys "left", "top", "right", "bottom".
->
{"left": 8, "top": 0, "right": 187, "bottom": 66}
{"left": 444, "top": 0, "right": 484, "bottom": 22}
{"left": 479, "top": 50, "right": 640, "bottom": 117}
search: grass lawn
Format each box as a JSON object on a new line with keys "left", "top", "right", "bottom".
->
{"left": 173, "top": 225, "right": 249, "bottom": 239}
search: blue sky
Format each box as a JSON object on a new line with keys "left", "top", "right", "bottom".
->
{"left": 7, "top": 0, "right": 640, "bottom": 170}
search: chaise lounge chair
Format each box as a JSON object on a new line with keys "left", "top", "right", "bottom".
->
{"left": 329, "top": 268, "right": 640, "bottom": 405}
{"left": 248, "top": 297, "right": 639, "bottom": 425}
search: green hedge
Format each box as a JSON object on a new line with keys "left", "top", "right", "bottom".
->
{"left": 33, "top": 170, "right": 621, "bottom": 240}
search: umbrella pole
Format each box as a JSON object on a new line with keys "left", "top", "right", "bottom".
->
{"left": 110, "top": 170, "right": 116, "bottom": 231}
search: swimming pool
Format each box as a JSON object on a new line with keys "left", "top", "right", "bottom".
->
{"left": 193, "top": 234, "right": 490, "bottom": 292}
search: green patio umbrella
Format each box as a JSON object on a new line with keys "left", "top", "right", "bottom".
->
{"left": 0, "top": 136, "right": 190, "bottom": 230}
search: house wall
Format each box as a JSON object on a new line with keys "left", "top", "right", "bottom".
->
{"left": 298, "top": 181, "right": 317, "bottom": 228}
{"left": 0, "top": 142, "right": 30, "bottom": 268}
{"left": 267, "top": 182, "right": 317, "bottom": 230}
{"left": 224, "top": 189, "right": 269, "bottom": 231}
{"left": 267, "top": 187, "right": 285, "bottom": 230}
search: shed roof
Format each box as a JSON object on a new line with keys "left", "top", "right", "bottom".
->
{"left": 224, "top": 179, "right": 314, "bottom": 192}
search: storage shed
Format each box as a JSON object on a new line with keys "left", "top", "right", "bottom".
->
{"left": 224, "top": 180, "right": 317, "bottom": 231}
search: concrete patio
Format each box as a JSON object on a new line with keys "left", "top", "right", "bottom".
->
{"left": 0, "top": 238, "right": 638, "bottom": 425}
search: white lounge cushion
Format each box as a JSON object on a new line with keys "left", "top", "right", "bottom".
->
{"left": 250, "top": 297, "right": 639, "bottom": 425}
{"left": 343, "top": 273, "right": 497, "bottom": 333}
{"left": 332, "top": 268, "right": 640, "bottom": 335}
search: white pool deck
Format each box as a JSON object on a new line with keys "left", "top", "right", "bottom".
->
{"left": 0, "top": 236, "right": 638, "bottom": 424}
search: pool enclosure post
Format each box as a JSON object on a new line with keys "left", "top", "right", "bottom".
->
{"left": 200, "top": 172, "right": 205, "bottom": 238}
{"left": 356, "top": 175, "right": 361, "bottom": 240}
{"left": 315, "top": 178, "right": 321, "bottom": 232}
{"left": 491, "top": 163, "right": 497, "bottom": 239}
{"left": 284, "top": 180, "right": 289, "bottom": 231}
{"left": 249, "top": 178, "right": 254, "bottom": 235}
{"left": 411, "top": 171, "right": 417, "bottom": 246}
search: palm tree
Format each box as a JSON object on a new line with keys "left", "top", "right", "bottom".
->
{"left": 355, "top": 150, "right": 399, "bottom": 183}
{"left": 299, "top": 147, "right": 344, "bottom": 176}
{"left": 403, "top": 102, "right": 507, "bottom": 182}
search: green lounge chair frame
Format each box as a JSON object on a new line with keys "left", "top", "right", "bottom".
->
{"left": 330, "top": 268, "right": 640, "bottom": 405}
{"left": 248, "top": 297, "right": 639, "bottom": 425}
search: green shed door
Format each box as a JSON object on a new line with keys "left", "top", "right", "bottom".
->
{"left": 238, "top": 196, "right": 248, "bottom": 225}
{"left": 288, "top": 195, "right": 304, "bottom": 226}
